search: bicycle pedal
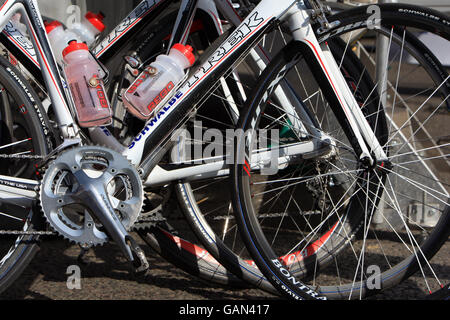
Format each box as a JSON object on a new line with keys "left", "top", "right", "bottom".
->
{"left": 77, "top": 245, "right": 91, "bottom": 265}
{"left": 126, "top": 237, "right": 150, "bottom": 273}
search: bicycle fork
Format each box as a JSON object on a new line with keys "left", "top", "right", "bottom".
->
{"left": 286, "top": 3, "right": 389, "bottom": 168}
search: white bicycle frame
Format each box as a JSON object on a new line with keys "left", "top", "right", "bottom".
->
{"left": 0, "top": 0, "right": 388, "bottom": 205}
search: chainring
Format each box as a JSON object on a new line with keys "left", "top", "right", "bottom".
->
{"left": 39, "top": 145, "right": 144, "bottom": 247}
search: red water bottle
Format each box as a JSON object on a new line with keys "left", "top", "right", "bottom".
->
{"left": 63, "top": 41, "right": 112, "bottom": 127}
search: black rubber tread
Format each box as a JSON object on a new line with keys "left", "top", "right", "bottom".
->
{"left": 174, "top": 35, "right": 388, "bottom": 297}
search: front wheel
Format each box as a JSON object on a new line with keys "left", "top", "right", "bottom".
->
{"left": 232, "top": 4, "right": 450, "bottom": 300}
{"left": 0, "top": 56, "right": 53, "bottom": 295}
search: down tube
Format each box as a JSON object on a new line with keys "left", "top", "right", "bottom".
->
{"left": 123, "top": 2, "right": 295, "bottom": 174}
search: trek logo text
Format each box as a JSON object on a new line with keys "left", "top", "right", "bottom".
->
{"left": 187, "top": 11, "right": 265, "bottom": 87}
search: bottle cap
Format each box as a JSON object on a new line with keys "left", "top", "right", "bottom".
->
{"left": 44, "top": 20, "right": 62, "bottom": 34}
{"left": 62, "top": 40, "right": 89, "bottom": 57}
{"left": 85, "top": 12, "right": 105, "bottom": 32}
{"left": 172, "top": 43, "right": 195, "bottom": 66}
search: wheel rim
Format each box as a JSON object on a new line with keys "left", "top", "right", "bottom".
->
{"left": 234, "top": 24, "right": 449, "bottom": 299}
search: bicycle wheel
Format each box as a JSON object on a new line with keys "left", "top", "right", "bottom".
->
{"left": 174, "top": 34, "right": 380, "bottom": 295}
{"left": 0, "top": 56, "right": 53, "bottom": 294}
{"left": 232, "top": 4, "right": 450, "bottom": 300}
{"left": 175, "top": 4, "right": 450, "bottom": 299}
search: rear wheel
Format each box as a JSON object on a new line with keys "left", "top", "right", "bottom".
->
{"left": 174, "top": 36, "right": 380, "bottom": 295}
{"left": 109, "top": 11, "right": 251, "bottom": 288}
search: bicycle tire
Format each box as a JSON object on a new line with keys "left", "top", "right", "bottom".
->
{"left": 232, "top": 4, "right": 450, "bottom": 300}
{"left": 175, "top": 4, "right": 450, "bottom": 299}
{"left": 109, "top": 10, "right": 253, "bottom": 288}
{"left": 0, "top": 55, "right": 54, "bottom": 295}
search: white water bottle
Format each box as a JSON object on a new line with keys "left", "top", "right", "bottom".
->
{"left": 69, "top": 12, "right": 105, "bottom": 47}
{"left": 45, "top": 20, "right": 80, "bottom": 65}
{"left": 63, "top": 41, "right": 112, "bottom": 128}
{"left": 123, "top": 44, "right": 195, "bottom": 120}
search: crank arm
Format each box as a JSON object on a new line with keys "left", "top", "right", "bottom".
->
{"left": 73, "top": 169, "right": 149, "bottom": 271}
{"left": 38, "top": 138, "right": 82, "bottom": 166}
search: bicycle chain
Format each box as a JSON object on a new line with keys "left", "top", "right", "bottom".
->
{"left": 0, "top": 153, "right": 48, "bottom": 160}
{"left": 0, "top": 151, "right": 172, "bottom": 236}
{"left": 0, "top": 230, "right": 55, "bottom": 236}
{"left": 212, "top": 211, "right": 321, "bottom": 221}
{"left": 2, "top": 152, "right": 302, "bottom": 234}
{"left": 132, "top": 212, "right": 167, "bottom": 230}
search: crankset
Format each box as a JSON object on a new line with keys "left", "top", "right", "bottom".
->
{"left": 39, "top": 145, "right": 149, "bottom": 272}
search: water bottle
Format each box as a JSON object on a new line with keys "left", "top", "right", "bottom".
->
{"left": 10, "top": 13, "right": 28, "bottom": 36}
{"left": 63, "top": 41, "right": 112, "bottom": 128}
{"left": 123, "top": 44, "right": 195, "bottom": 120}
{"left": 69, "top": 12, "right": 105, "bottom": 47}
{"left": 45, "top": 20, "right": 80, "bottom": 65}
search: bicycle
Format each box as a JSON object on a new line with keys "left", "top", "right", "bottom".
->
{"left": 0, "top": 0, "right": 258, "bottom": 293}
{"left": 0, "top": 0, "right": 305, "bottom": 294}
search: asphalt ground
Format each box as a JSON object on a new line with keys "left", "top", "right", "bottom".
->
{"left": 0, "top": 233, "right": 447, "bottom": 300}
{"left": 1, "top": 234, "right": 275, "bottom": 300}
